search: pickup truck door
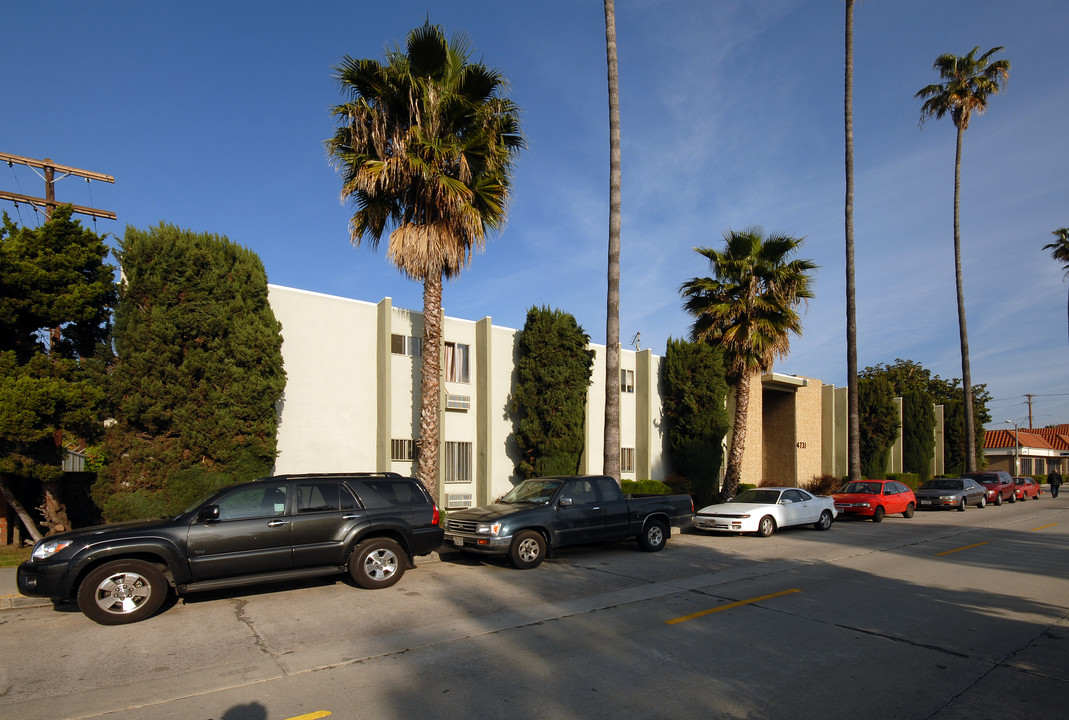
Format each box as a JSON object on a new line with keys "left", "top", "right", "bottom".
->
{"left": 554, "top": 478, "right": 604, "bottom": 546}
{"left": 594, "top": 477, "right": 631, "bottom": 540}
{"left": 186, "top": 481, "right": 294, "bottom": 580}
{"left": 289, "top": 480, "right": 367, "bottom": 568}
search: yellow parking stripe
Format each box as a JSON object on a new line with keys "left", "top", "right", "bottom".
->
{"left": 1030, "top": 523, "right": 1057, "bottom": 531}
{"left": 936, "top": 541, "right": 988, "bottom": 557}
{"left": 666, "top": 589, "right": 800, "bottom": 625}
{"left": 284, "top": 713, "right": 331, "bottom": 720}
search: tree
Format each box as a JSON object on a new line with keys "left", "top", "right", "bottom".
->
{"left": 844, "top": 0, "right": 861, "bottom": 483}
{"left": 0, "top": 208, "right": 115, "bottom": 537}
{"left": 662, "top": 338, "right": 729, "bottom": 507}
{"left": 680, "top": 228, "right": 816, "bottom": 501}
{"left": 1044, "top": 227, "right": 1069, "bottom": 347}
{"left": 916, "top": 45, "right": 1010, "bottom": 472}
{"left": 902, "top": 390, "right": 936, "bottom": 482}
{"left": 858, "top": 375, "right": 900, "bottom": 478}
{"left": 327, "top": 22, "right": 524, "bottom": 499}
{"left": 94, "top": 223, "right": 285, "bottom": 521}
{"left": 861, "top": 358, "right": 990, "bottom": 475}
{"left": 510, "top": 307, "right": 595, "bottom": 479}
{"left": 602, "top": 0, "right": 623, "bottom": 482}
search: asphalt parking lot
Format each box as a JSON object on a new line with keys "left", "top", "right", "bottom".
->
{"left": 2, "top": 495, "right": 1067, "bottom": 720}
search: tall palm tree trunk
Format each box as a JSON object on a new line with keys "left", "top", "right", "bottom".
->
{"left": 844, "top": 0, "right": 861, "bottom": 482}
{"left": 721, "top": 371, "right": 754, "bottom": 502}
{"left": 418, "top": 272, "right": 443, "bottom": 500}
{"left": 953, "top": 123, "right": 977, "bottom": 472}
{"left": 602, "top": 0, "right": 622, "bottom": 481}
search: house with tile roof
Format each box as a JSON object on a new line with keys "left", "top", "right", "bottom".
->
{"left": 983, "top": 425, "right": 1069, "bottom": 476}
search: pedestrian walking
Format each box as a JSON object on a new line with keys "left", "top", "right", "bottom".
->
{"left": 1049, "top": 467, "right": 1063, "bottom": 498}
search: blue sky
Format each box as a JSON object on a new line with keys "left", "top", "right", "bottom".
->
{"left": 5, "top": 1, "right": 1068, "bottom": 429}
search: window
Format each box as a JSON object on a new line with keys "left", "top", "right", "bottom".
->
{"left": 391, "top": 438, "right": 415, "bottom": 461}
{"left": 620, "top": 369, "right": 634, "bottom": 393}
{"left": 351, "top": 479, "right": 428, "bottom": 508}
{"left": 565, "top": 478, "right": 598, "bottom": 505}
{"left": 296, "top": 482, "right": 359, "bottom": 513}
{"left": 444, "top": 341, "right": 470, "bottom": 383}
{"left": 620, "top": 447, "right": 635, "bottom": 473}
{"left": 215, "top": 482, "right": 288, "bottom": 520}
{"left": 391, "top": 333, "right": 422, "bottom": 357}
{"left": 444, "top": 441, "right": 472, "bottom": 484}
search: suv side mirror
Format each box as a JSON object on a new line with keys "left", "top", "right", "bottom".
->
{"left": 198, "top": 505, "right": 220, "bottom": 523}
{"left": 558, "top": 497, "right": 573, "bottom": 507}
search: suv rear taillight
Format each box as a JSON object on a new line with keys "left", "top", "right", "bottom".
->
{"left": 432, "top": 504, "right": 440, "bottom": 526}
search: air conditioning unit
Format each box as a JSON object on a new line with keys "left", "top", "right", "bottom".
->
{"left": 446, "top": 492, "right": 473, "bottom": 509}
{"left": 446, "top": 394, "right": 471, "bottom": 411}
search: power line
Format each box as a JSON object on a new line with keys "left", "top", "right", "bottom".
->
{"left": 0, "top": 151, "right": 115, "bottom": 221}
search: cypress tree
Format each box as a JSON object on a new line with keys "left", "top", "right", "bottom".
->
{"left": 95, "top": 223, "right": 285, "bottom": 520}
{"left": 903, "top": 390, "right": 936, "bottom": 482}
{"left": 662, "top": 338, "right": 728, "bottom": 506}
{"left": 509, "top": 307, "right": 594, "bottom": 479}
{"left": 858, "top": 375, "right": 900, "bottom": 478}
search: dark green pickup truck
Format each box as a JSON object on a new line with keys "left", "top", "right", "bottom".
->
{"left": 442, "top": 475, "right": 693, "bottom": 568}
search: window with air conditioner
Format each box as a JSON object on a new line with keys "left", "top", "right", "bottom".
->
{"left": 444, "top": 341, "right": 470, "bottom": 383}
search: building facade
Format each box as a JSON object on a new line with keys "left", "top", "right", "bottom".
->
{"left": 983, "top": 427, "right": 1068, "bottom": 476}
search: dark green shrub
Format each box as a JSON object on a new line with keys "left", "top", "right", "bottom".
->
{"left": 804, "top": 475, "right": 845, "bottom": 496}
{"left": 887, "top": 472, "right": 920, "bottom": 490}
{"left": 622, "top": 479, "right": 671, "bottom": 495}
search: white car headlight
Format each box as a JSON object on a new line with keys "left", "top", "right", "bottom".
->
{"left": 32, "top": 539, "right": 72, "bottom": 561}
{"left": 476, "top": 522, "right": 502, "bottom": 535}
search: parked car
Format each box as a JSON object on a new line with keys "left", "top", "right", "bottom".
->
{"left": 961, "top": 471, "right": 1016, "bottom": 505}
{"left": 831, "top": 480, "right": 916, "bottom": 522}
{"left": 914, "top": 478, "right": 987, "bottom": 511}
{"left": 694, "top": 487, "right": 836, "bottom": 537}
{"left": 18, "top": 473, "right": 444, "bottom": 625}
{"left": 1013, "top": 476, "right": 1042, "bottom": 500}
{"left": 442, "top": 476, "right": 693, "bottom": 569}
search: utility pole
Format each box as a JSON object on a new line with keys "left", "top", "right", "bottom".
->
{"left": 1025, "top": 394, "right": 1035, "bottom": 429}
{"left": 0, "top": 151, "right": 115, "bottom": 221}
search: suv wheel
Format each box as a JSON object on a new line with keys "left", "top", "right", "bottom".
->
{"left": 350, "top": 538, "right": 406, "bottom": 589}
{"left": 77, "top": 559, "right": 168, "bottom": 625}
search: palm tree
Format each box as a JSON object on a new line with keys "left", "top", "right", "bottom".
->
{"left": 602, "top": 0, "right": 622, "bottom": 481}
{"left": 1045, "top": 227, "right": 1069, "bottom": 346}
{"left": 915, "top": 45, "right": 1010, "bottom": 473}
{"left": 680, "top": 228, "right": 816, "bottom": 501}
{"left": 327, "top": 23, "right": 524, "bottom": 499}
{"left": 844, "top": 0, "right": 861, "bottom": 482}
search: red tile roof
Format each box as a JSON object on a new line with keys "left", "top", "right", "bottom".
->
{"left": 984, "top": 428, "right": 1069, "bottom": 450}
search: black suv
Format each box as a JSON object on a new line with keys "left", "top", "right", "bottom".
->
{"left": 17, "top": 473, "right": 443, "bottom": 625}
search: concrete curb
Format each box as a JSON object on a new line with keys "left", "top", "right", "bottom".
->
{"left": 0, "top": 593, "right": 52, "bottom": 611}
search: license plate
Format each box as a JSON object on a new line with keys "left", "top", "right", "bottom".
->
{"left": 920, "top": 500, "right": 931, "bottom": 505}
{"left": 453, "top": 537, "right": 464, "bottom": 547}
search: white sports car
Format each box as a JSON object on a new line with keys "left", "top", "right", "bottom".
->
{"left": 694, "top": 487, "right": 837, "bottom": 537}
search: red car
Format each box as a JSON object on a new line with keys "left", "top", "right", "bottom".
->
{"left": 1013, "top": 477, "right": 1042, "bottom": 500}
{"left": 831, "top": 480, "right": 916, "bottom": 522}
{"left": 962, "top": 471, "right": 1016, "bottom": 505}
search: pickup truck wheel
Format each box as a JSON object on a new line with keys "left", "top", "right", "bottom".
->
{"left": 350, "top": 538, "right": 406, "bottom": 589}
{"left": 77, "top": 559, "right": 168, "bottom": 625}
{"left": 638, "top": 519, "right": 669, "bottom": 552}
{"left": 813, "top": 510, "right": 833, "bottom": 531}
{"left": 509, "top": 530, "right": 546, "bottom": 569}
{"left": 755, "top": 516, "right": 776, "bottom": 538}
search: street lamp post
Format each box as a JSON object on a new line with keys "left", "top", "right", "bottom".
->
{"left": 1004, "top": 420, "right": 1020, "bottom": 475}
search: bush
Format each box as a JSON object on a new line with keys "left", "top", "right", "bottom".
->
{"left": 887, "top": 472, "right": 920, "bottom": 490}
{"left": 663, "top": 474, "right": 695, "bottom": 498}
{"left": 737, "top": 483, "right": 756, "bottom": 494}
{"left": 804, "top": 475, "right": 845, "bottom": 496}
{"left": 622, "top": 479, "right": 672, "bottom": 495}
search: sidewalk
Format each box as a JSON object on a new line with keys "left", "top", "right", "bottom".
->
{"left": 0, "top": 565, "right": 51, "bottom": 610}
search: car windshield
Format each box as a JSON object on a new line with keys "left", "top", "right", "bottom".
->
{"left": 500, "top": 480, "right": 563, "bottom": 505}
{"left": 920, "top": 480, "right": 962, "bottom": 491}
{"left": 839, "top": 482, "right": 881, "bottom": 495}
{"left": 732, "top": 489, "right": 782, "bottom": 505}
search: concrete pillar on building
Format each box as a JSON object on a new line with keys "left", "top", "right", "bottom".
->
{"left": 476, "top": 317, "right": 493, "bottom": 505}
{"left": 636, "top": 349, "right": 653, "bottom": 479}
{"left": 890, "top": 396, "right": 903, "bottom": 474}
{"left": 376, "top": 298, "right": 393, "bottom": 472}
